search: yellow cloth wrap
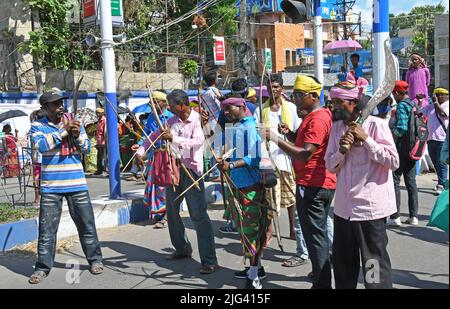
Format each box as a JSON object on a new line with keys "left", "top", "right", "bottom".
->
{"left": 247, "top": 88, "right": 256, "bottom": 98}
{"left": 152, "top": 91, "right": 167, "bottom": 102}
{"left": 434, "top": 88, "right": 449, "bottom": 95}
{"left": 294, "top": 75, "right": 322, "bottom": 96}
{"left": 262, "top": 98, "right": 293, "bottom": 131}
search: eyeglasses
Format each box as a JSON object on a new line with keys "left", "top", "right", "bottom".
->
{"left": 293, "top": 92, "right": 308, "bottom": 98}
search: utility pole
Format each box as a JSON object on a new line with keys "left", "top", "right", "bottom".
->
{"left": 373, "top": 0, "right": 389, "bottom": 92}
{"left": 239, "top": 0, "right": 248, "bottom": 78}
{"left": 99, "top": 0, "right": 121, "bottom": 199}
{"left": 166, "top": 0, "right": 169, "bottom": 52}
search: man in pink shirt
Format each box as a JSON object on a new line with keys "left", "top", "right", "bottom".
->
{"left": 137, "top": 89, "right": 218, "bottom": 275}
{"left": 94, "top": 108, "right": 107, "bottom": 175}
{"left": 325, "top": 82, "right": 400, "bottom": 289}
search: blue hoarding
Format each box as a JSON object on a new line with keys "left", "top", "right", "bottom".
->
{"left": 236, "top": 0, "right": 343, "bottom": 19}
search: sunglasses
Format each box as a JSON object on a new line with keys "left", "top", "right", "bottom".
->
{"left": 293, "top": 92, "right": 308, "bottom": 98}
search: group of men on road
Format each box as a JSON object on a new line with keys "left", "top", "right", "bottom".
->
{"left": 27, "top": 63, "right": 448, "bottom": 289}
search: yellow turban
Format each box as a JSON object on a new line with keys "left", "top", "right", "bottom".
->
{"left": 96, "top": 108, "right": 104, "bottom": 113}
{"left": 152, "top": 91, "right": 167, "bottom": 102}
{"left": 247, "top": 88, "right": 256, "bottom": 98}
{"left": 434, "top": 88, "right": 449, "bottom": 95}
{"left": 294, "top": 75, "right": 322, "bottom": 96}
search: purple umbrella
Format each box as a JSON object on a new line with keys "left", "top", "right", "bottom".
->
{"left": 323, "top": 40, "right": 362, "bottom": 55}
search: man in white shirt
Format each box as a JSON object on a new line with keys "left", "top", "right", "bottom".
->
{"left": 254, "top": 74, "right": 301, "bottom": 241}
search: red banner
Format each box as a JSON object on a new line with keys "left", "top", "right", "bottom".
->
{"left": 83, "top": 0, "right": 96, "bottom": 18}
{"left": 213, "top": 37, "right": 226, "bottom": 66}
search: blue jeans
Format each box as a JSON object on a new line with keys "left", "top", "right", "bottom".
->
{"left": 428, "top": 140, "right": 448, "bottom": 186}
{"left": 166, "top": 168, "right": 218, "bottom": 266}
{"left": 393, "top": 155, "right": 419, "bottom": 219}
{"left": 294, "top": 204, "right": 334, "bottom": 258}
{"left": 35, "top": 191, "right": 103, "bottom": 274}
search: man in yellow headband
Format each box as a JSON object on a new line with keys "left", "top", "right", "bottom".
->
{"left": 247, "top": 87, "right": 257, "bottom": 104}
{"left": 260, "top": 74, "right": 336, "bottom": 289}
{"left": 421, "top": 87, "right": 449, "bottom": 194}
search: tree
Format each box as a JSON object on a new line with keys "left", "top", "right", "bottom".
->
{"left": 390, "top": 4, "right": 447, "bottom": 61}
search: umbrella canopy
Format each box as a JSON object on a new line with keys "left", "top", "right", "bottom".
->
{"left": 75, "top": 108, "right": 98, "bottom": 127}
{"left": 132, "top": 103, "right": 151, "bottom": 114}
{"left": 323, "top": 40, "right": 362, "bottom": 54}
{"left": 0, "top": 110, "right": 28, "bottom": 123}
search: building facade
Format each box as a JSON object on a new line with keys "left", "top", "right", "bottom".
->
{"left": 434, "top": 14, "right": 449, "bottom": 89}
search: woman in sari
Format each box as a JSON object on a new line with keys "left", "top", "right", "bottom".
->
{"left": 84, "top": 123, "right": 98, "bottom": 174}
{"left": 133, "top": 91, "right": 172, "bottom": 228}
{"left": 1, "top": 124, "right": 20, "bottom": 178}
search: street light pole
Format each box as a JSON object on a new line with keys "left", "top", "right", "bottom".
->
{"left": 313, "top": 0, "right": 324, "bottom": 102}
{"left": 373, "top": 0, "right": 389, "bottom": 91}
{"left": 99, "top": 0, "right": 121, "bottom": 199}
{"left": 313, "top": 0, "right": 323, "bottom": 84}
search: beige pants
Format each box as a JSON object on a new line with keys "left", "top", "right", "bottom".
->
{"left": 265, "top": 171, "right": 296, "bottom": 217}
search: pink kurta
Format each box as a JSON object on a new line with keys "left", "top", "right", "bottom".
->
{"left": 325, "top": 116, "right": 400, "bottom": 221}
{"left": 406, "top": 67, "right": 431, "bottom": 106}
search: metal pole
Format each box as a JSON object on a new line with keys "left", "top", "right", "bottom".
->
{"left": 313, "top": 0, "right": 324, "bottom": 103}
{"left": 166, "top": 0, "right": 169, "bottom": 52}
{"left": 373, "top": 0, "right": 389, "bottom": 91}
{"left": 100, "top": 0, "right": 121, "bottom": 198}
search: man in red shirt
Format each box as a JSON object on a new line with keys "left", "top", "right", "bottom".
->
{"left": 262, "top": 75, "right": 336, "bottom": 289}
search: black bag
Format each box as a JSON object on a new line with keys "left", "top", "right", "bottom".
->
{"left": 260, "top": 168, "right": 278, "bottom": 188}
{"left": 401, "top": 99, "right": 429, "bottom": 161}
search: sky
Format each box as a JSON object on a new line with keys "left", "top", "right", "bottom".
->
{"left": 353, "top": 0, "right": 449, "bottom": 32}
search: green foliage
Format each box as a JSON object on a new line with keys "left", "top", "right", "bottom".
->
{"left": 0, "top": 204, "right": 38, "bottom": 224}
{"left": 182, "top": 59, "right": 198, "bottom": 78}
{"left": 19, "top": 0, "right": 97, "bottom": 70}
{"left": 390, "top": 4, "right": 447, "bottom": 58}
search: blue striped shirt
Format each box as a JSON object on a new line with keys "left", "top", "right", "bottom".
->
{"left": 30, "top": 117, "right": 90, "bottom": 194}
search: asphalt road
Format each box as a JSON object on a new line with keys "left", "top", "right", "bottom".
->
{"left": 0, "top": 173, "right": 448, "bottom": 289}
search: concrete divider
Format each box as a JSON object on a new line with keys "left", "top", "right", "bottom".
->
{"left": 1, "top": 184, "right": 224, "bottom": 251}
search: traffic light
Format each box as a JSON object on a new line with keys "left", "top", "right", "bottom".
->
{"left": 280, "top": 0, "right": 312, "bottom": 23}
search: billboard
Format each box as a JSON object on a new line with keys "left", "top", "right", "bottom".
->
{"left": 83, "top": 0, "right": 124, "bottom": 27}
{"left": 213, "top": 36, "right": 226, "bottom": 66}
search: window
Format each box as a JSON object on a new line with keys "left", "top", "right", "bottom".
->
{"left": 286, "top": 50, "right": 291, "bottom": 67}
{"left": 439, "top": 37, "right": 449, "bottom": 50}
{"left": 285, "top": 49, "right": 297, "bottom": 67}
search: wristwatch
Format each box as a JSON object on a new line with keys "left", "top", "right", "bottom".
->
{"left": 229, "top": 162, "right": 235, "bottom": 170}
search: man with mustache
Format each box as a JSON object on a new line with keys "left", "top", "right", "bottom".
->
{"left": 325, "top": 82, "right": 399, "bottom": 289}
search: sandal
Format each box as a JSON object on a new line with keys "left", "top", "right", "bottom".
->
{"left": 282, "top": 256, "right": 308, "bottom": 267}
{"left": 90, "top": 262, "right": 104, "bottom": 275}
{"left": 29, "top": 271, "right": 47, "bottom": 284}
{"left": 154, "top": 220, "right": 167, "bottom": 229}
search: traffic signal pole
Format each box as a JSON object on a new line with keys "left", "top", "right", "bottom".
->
{"left": 373, "top": 0, "right": 389, "bottom": 91}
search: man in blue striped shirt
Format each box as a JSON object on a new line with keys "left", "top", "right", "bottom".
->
{"left": 28, "top": 92, "right": 103, "bottom": 284}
